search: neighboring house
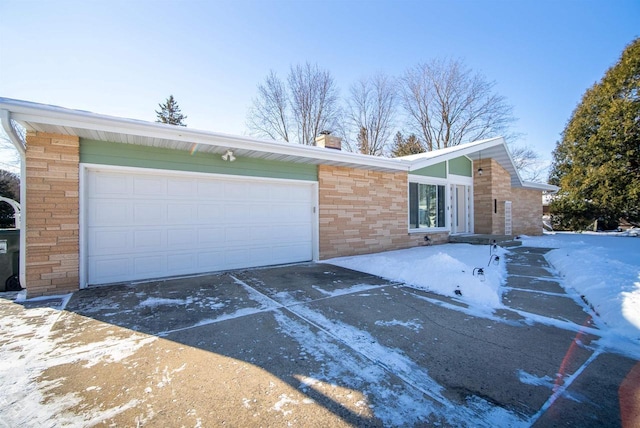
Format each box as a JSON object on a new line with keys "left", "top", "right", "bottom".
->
{"left": 0, "top": 98, "right": 557, "bottom": 296}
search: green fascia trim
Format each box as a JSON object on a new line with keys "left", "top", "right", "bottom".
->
{"left": 448, "top": 156, "right": 472, "bottom": 177}
{"left": 412, "top": 161, "right": 447, "bottom": 178}
{"left": 80, "top": 139, "right": 318, "bottom": 181}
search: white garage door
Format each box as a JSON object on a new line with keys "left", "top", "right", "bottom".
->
{"left": 85, "top": 168, "right": 315, "bottom": 285}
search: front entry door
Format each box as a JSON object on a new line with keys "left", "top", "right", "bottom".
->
{"left": 451, "top": 184, "right": 469, "bottom": 234}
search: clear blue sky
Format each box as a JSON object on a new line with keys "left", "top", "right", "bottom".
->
{"left": 1, "top": 0, "right": 638, "bottom": 173}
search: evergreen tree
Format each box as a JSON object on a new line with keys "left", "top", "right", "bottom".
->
{"left": 549, "top": 38, "right": 640, "bottom": 229}
{"left": 390, "top": 132, "right": 424, "bottom": 157}
{"left": 155, "top": 95, "right": 187, "bottom": 126}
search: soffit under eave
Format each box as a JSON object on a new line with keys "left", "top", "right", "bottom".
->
{"left": 17, "top": 120, "right": 408, "bottom": 173}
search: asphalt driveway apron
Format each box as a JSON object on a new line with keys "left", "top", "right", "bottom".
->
{"left": 2, "top": 246, "right": 638, "bottom": 427}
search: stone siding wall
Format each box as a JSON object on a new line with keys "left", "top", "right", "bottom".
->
{"left": 473, "top": 159, "right": 542, "bottom": 236}
{"left": 490, "top": 160, "right": 512, "bottom": 235}
{"left": 25, "top": 132, "right": 80, "bottom": 296}
{"left": 318, "top": 165, "right": 447, "bottom": 259}
{"left": 473, "top": 159, "right": 493, "bottom": 234}
{"left": 512, "top": 187, "right": 543, "bottom": 236}
{"left": 473, "top": 159, "right": 511, "bottom": 234}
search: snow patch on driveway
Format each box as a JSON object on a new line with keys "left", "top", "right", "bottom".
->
{"left": 0, "top": 304, "right": 155, "bottom": 427}
{"left": 375, "top": 318, "right": 423, "bottom": 332}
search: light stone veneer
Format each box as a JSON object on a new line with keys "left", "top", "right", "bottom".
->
{"left": 473, "top": 159, "right": 543, "bottom": 236}
{"left": 318, "top": 165, "right": 447, "bottom": 260}
{"left": 25, "top": 132, "right": 80, "bottom": 296}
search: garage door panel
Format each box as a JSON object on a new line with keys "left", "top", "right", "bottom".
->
{"left": 197, "top": 204, "right": 224, "bottom": 222}
{"left": 269, "top": 185, "right": 291, "bottom": 200}
{"left": 281, "top": 204, "right": 312, "bottom": 222}
{"left": 91, "top": 200, "right": 132, "bottom": 226}
{"left": 167, "top": 228, "right": 197, "bottom": 248}
{"left": 167, "top": 253, "right": 197, "bottom": 273}
{"left": 274, "top": 224, "right": 312, "bottom": 241}
{"left": 224, "top": 182, "right": 249, "bottom": 200}
{"left": 250, "top": 226, "right": 276, "bottom": 241}
{"left": 260, "top": 205, "right": 278, "bottom": 222}
{"left": 134, "top": 203, "right": 166, "bottom": 224}
{"left": 248, "top": 183, "right": 273, "bottom": 200}
{"left": 268, "top": 244, "right": 311, "bottom": 263}
{"left": 133, "top": 176, "right": 166, "bottom": 196}
{"left": 248, "top": 247, "right": 277, "bottom": 265}
{"left": 224, "top": 249, "right": 251, "bottom": 269}
{"left": 90, "top": 256, "right": 132, "bottom": 284}
{"left": 197, "top": 250, "right": 226, "bottom": 270}
{"left": 93, "top": 173, "right": 130, "bottom": 195}
{"left": 225, "top": 226, "right": 250, "bottom": 244}
{"left": 197, "top": 227, "right": 225, "bottom": 245}
{"left": 91, "top": 229, "right": 131, "bottom": 254}
{"left": 247, "top": 205, "right": 269, "bottom": 224}
{"left": 224, "top": 203, "right": 251, "bottom": 223}
{"left": 133, "top": 229, "right": 164, "bottom": 250}
{"left": 274, "top": 185, "right": 310, "bottom": 201}
{"left": 134, "top": 255, "right": 166, "bottom": 275}
{"left": 168, "top": 204, "right": 196, "bottom": 223}
{"left": 167, "top": 178, "right": 196, "bottom": 197}
{"left": 87, "top": 169, "right": 315, "bottom": 285}
{"left": 197, "top": 180, "right": 225, "bottom": 197}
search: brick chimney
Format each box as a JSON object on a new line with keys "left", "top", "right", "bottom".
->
{"left": 315, "top": 131, "right": 342, "bottom": 150}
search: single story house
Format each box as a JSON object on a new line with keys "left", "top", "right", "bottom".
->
{"left": 0, "top": 98, "right": 557, "bottom": 297}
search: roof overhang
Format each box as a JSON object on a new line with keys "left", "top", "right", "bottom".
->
{"left": 0, "top": 98, "right": 409, "bottom": 173}
{"left": 520, "top": 181, "right": 559, "bottom": 192}
{"left": 0, "top": 98, "right": 560, "bottom": 193}
{"left": 402, "top": 136, "right": 556, "bottom": 190}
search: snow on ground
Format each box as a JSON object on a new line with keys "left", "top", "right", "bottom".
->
{"left": 522, "top": 232, "right": 640, "bottom": 343}
{"left": 326, "top": 233, "right": 640, "bottom": 355}
{"left": 325, "top": 243, "right": 508, "bottom": 313}
{"left": 139, "top": 297, "right": 194, "bottom": 307}
{"left": 0, "top": 302, "right": 156, "bottom": 426}
{"left": 2, "top": 233, "right": 637, "bottom": 426}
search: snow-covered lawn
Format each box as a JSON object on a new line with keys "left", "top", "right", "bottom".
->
{"left": 326, "top": 233, "right": 640, "bottom": 354}
{"left": 522, "top": 233, "right": 640, "bottom": 343}
{"left": 326, "top": 243, "right": 508, "bottom": 313}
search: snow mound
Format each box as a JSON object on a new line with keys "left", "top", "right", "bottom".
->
{"left": 522, "top": 233, "right": 640, "bottom": 344}
{"left": 325, "top": 244, "right": 506, "bottom": 311}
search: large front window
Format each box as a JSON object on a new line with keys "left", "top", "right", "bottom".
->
{"left": 409, "top": 183, "right": 446, "bottom": 229}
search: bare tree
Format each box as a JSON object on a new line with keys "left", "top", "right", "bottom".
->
{"left": 246, "top": 71, "right": 291, "bottom": 142}
{"left": 288, "top": 62, "right": 341, "bottom": 145}
{"left": 247, "top": 62, "right": 341, "bottom": 146}
{"left": 401, "top": 58, "right": 516, "bottom": 151}
{"left": 347, "top": 74, "right": 397, "bottom": 155}
{"left": 510, "top": 144, "right": 547, "bottom": 182}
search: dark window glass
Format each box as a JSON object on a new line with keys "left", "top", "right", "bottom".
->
{"left": 409, "top": 183, "right": 446, "bottom": 228}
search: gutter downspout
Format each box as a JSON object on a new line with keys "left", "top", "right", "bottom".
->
{"left": 0, "top": 109, "right": 27, "bottom": 291}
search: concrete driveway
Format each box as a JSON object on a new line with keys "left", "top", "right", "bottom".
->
{"left": 1, "top": 248, "right": 638, "bottom": 427}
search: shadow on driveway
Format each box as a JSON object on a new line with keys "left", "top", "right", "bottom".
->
{"left": 2, "top": 259, "right": 638, "bottom": 427}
